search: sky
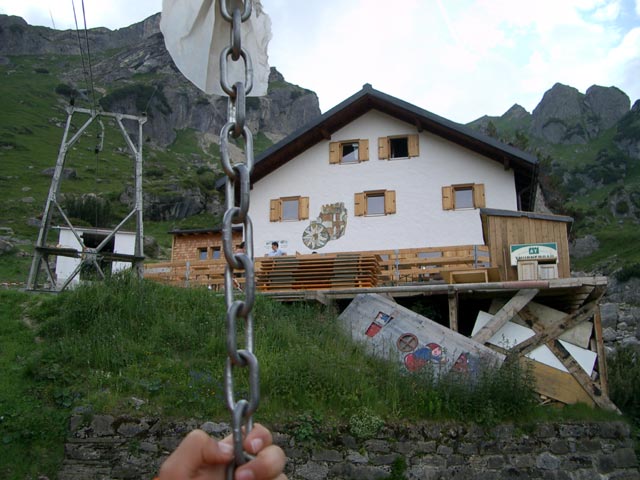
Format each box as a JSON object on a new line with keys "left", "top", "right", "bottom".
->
{"left": 1, "top": 0, "right": 639, "bottom": 124}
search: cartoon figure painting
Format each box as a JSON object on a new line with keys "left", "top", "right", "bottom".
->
{"left": 403, "top": 342, "right": 445, "bottom": 372}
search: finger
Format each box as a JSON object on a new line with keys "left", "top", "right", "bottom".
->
{"left": 243, "top": 423, "right": 274, "bottom": 454}
{"left": 159, "top": 429, "right": 233, "bottom": 478}
{"left": 235, "top": 445, "right": 286, "bottom": 480}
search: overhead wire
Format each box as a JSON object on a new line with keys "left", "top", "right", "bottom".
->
{"left": 71, "top": 0, "right": 103, "bottom": 227}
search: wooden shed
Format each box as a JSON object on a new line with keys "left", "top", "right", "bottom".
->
{"left": 480, "top": 208, "right": 573, "bottom": 281}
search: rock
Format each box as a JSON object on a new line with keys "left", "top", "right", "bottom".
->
{"left": 616, "top": 100, "right": 640, "bottom": 160}
{"left": 0, "top": 238, "right": 14, "bottom": 253}
{"left": 585, "top": 85, "right": 630, "bottom": 131}
{"left": 143, "top": 235, "right": 160, "bottom": 259}
{"left": 570, "top": 234, "right": 600, "bottom": 259}
{"left": 530, "top": 83, "right": 630, "bottom": 144}
{"left": 600, "top": 303, "right": 619, "bottom": 329}
{"left": 41, "top": 167, "right": 77, "bottom": 179}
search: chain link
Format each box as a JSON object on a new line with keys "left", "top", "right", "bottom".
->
{"left": 218, "top": 1, "right": 258, "bottom": 479}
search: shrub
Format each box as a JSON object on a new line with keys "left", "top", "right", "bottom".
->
{"left": 349, "top": 408, "right": 384, "bottom": 439}
{"left": 616, "top": 263, "right": 640, "bottom": 282}
{"left": 616, "top": 201, "right": 629, "bottom": 215}
{"left": 608, "top": 347, "right": 640, "bottom": 424}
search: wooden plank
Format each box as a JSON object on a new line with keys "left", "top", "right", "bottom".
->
{"left": 472, "top": 289, "right": 539, "bottom": 344}
{"left": 593, "top": 305, "right": 609, "bottom": 397}
{"left": 521, "top": 358, "right": 595, "bottom": 406}
{"left": 545, "top": 339, "right": 619, "bottom": 412}
{"left": 513, "top": 300, "right": 598, "bottom": 355}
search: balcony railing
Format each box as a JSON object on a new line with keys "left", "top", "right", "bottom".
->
{"left": 143, "top": 244, "right": 491, "bottom": 291}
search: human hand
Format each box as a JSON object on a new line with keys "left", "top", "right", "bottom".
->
{"left": 157, "top": 423, "right": 287, "bottom": 480}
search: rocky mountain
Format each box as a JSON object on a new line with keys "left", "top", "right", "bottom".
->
{"left": 0, "top": 13, "right": 320, "bottom": 231}
{"left": 0, "top": 13, "right": 320, "bottom": 147}
{"left": 1, "top": 13, "right": 639, "bottom": 279}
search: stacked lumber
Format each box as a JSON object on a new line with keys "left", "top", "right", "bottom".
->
{"left": 257, "top": 253, "right": 380, "bottom": 291}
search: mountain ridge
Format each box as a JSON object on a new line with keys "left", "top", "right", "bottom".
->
{"left": 0, "top": 13, "right": 639, "bottom": 276}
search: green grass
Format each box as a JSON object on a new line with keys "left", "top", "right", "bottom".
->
{"left": 572, "top": 223, "right": 640, "bottom": 271}
{"left": 0, "top": 290, "right": 68, "bottom": 479}
{"left": 5, "top": 274, "right": 613, "bottom": 477}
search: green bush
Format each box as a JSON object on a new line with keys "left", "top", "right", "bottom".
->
{"left": 349, "top": 408, "right": 384, "bottom": 439}
{"left": 608, "top": 347, "right": 640, "bottom": 424}
{"left": 616, "top": 264, "right": 640, "bottom": 282}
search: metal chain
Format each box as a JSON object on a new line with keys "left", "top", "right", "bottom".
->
{"left": 218, "top": 1, "right": 259, "bottom": 478}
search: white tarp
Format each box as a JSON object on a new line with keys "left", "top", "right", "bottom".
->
{"left": 161, "top": 0, "right": 271, "bottom": 96}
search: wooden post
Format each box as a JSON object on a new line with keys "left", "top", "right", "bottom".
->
{"left": 546, "top": 339, "right": 620, "bottom": 413}
{"left": 512, "top": 300, "right": 598, "bottom": 356}
{"left": 472, "top": 289, "right": 539, "bottom": 344}
{"left": 448, "top": 288, "right": 458, "bottom": 332}
{"left": 593, "top": 305, "right": 609, "bottom": 397}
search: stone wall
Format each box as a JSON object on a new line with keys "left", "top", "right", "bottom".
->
{"left": 58, "top": 414, "right": 639, "bottom": 480}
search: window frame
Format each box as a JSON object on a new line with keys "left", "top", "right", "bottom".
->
{"left": 354, "top": 190, "right": 396, "bottom": 216}
{"left": 378, "top": 134, "right": 419, "bottom": 160}
{"left": 329, "top": 139, "right": 370, "bottom": 164}
{"left": 442, "top": 183, "right": 486, "bottom": 210}
{"left": 270, "top": 196, "right": 310, "bottom": 222}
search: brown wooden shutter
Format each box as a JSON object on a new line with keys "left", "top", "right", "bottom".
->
{"left": 442, "top": 186, "right": 453, "bottom": 210}
{"left": 384, "top": 190, "right": 396, "bottom": 214}
{"left": 269, "top": 199, "right": 281, "bottom": 222}
{"left": 473, "top": 183, "right": 486, "bottom": 208}
{"left": 329, "top": 142, "right": 340, "bottom": 164}
{"left": 299, "top": 196, "right": 310, "bottom": 220}
{"left": 378, "top": 137, "right": 389, "bottom": 160}
{"left": 354, "top": 193, "right": 365, "bottom": 216}
{"left": 359, "top": 139, "right": 369, "bottom": 162}
{"left": 408, "top": 134, "right": 419, "bottom": 157}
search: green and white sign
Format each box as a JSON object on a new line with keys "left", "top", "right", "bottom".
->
{"left": 510, "top": 242, "right": 557, "bottom": 266}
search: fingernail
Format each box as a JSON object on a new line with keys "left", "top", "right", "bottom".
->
{"left": 249, "top": 438, "right": 263, "bottom": 453}
{"left": 219, "top": 442, "right": 233, "bottom": 454}
{"left": 236, "top": 469, "right": 255, "bottom": 480}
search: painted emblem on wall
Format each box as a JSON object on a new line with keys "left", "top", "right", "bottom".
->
{"left": 302, "top": 202, "right": 348, "bottom": 250}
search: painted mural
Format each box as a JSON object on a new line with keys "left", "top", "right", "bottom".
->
{"left": 302, "top": 202, "right": 348, "bottom": 250}
{"left": 338, "top": 294, "right": 505, "bottom": 378}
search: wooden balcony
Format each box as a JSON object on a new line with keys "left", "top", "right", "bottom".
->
{"left": 143, "top": 244, "right": 492, "bottom": 291}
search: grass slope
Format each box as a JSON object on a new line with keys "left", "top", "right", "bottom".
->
{"left": 0, "top": 275, "right": 558, "bottom": 477}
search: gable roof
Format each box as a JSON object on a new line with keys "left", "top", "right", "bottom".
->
{"left": 239, "top": 84, "right": 539, "bottom": 210}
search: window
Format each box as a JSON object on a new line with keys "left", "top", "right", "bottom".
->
{"left": 212, "top": 246, "right": 221, "bottom": 259}
{"left": 329, "top": 139, "right": 369, "bottom": 164}
{"left": 442, "top": 184, "right": 485, "bottom": 210}
{"left": 378, "top": 134, "right": 419, "bottom": 159}
{"left": 354, "top": 190, "right": 396, "bottom": 216}
{"left": 198, "top": 248, "right": 208, "bottom": 260}
{"left": 270, "top": 196, "right": 310, "bottom": 222}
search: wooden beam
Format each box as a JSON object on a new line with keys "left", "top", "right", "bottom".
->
{"left": 448, "top": 289, "right": 458, "bottom": 332}
{"left": 472, "top": 289, "right": 539, "bottom": 344}
{"left": 593, "top": 305, "right": 609, "bottom": 397}
{"left": 511, "top": 300, "right": 598, "bottom": 356}
{"left": 546, "top": 339, "right": 619, "bottom": 413}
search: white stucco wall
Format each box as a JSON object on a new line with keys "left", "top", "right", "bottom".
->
{"left": 250, "top": 111, "right": 518, "bottom": 256}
